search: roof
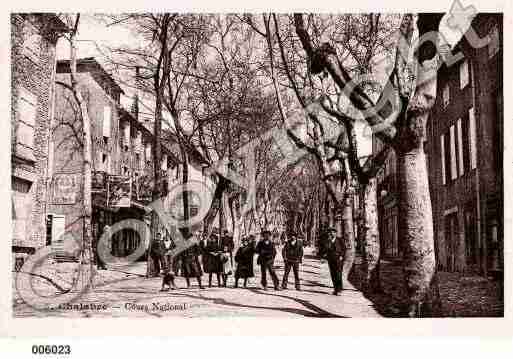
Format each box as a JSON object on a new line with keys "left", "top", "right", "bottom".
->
{"left": 56, "top": 57, "right": 125, "bottom": 96}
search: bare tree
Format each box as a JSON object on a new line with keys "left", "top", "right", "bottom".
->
{"left": 292, "top": 13, "right": 448, "bottom": 316}
{"left": 55, "top": 14, "right": 94, "bottom": 284}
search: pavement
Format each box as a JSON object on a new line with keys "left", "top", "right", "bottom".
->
{"left": 12, "top": 247, "right": 382, "bottom": 318}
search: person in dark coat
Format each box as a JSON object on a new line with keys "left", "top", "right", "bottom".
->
{"left": 281, "top": 232, "right": 304, "bottom": 290}
{"left": 178, "top": 235, "right": 204, "bottom": 289}
{"left": 160, "top": 235, "right": 177, "bottom": 291}
{"left": 95, "top": 224, "right": 108, "bottom": 270}
{"left": 150, "top": 232, "right": 164, "bottom": 277}
{"left": 221, "top": 230, "right": 235, "bottom": 267}
{"left": 318, "top": 227, "right": 344, "bottom": 295}
{"left": 201, "top": 234, "right": 223, "bottom": 287}
{"left": 255, "top": 229, "right": 280, "bottom": 291}
{"left": 234, "top": 236, "right": 256, "bottom": 288}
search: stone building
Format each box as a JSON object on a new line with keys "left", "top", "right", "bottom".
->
{"left": 49, "top": 57, "right": 180, "bottom": 260}
{"left": 428, "top": 14, "right": 503, "bottom": 274}
{"left": 11, "top": 14, "right": 68, "bottom": 268}
{"left": 374, "top": 13, "right": 503, "bottom": 274}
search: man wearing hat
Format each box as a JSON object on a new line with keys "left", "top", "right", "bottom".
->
{"left": 319, "top": 227, "right": 344, "bottom": 295}
{"left": 255, "top": 228, "right": 280, "bottom": 290}
{"left": 221, "top": 229, "right": 235, "bottom": 267}
{"left": 281, "top": 232, "right": 304, "bottom": 290}
{"left": 150, "top": 231, "right": 164, "bottom": 277}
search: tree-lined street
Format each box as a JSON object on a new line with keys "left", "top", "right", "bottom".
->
{"left": 13, "top": 247, "right": 381, "bottom": 318}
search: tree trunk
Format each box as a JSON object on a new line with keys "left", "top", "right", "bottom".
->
{"left": 202, "top": 177, "right": 229, "bottom": 238}
{"left": 77, "top": 87, "right": 93, "bottom": 268}
{"left": 181, "top": 150, "right": 190, "bottom": 237}
{"left": 147, "top": 83, "right": 163, "bottom": 277}
{"left": 397, "top": 147, "right": 440, "bottom": 316}
{"left": 339, "top": 189, "right": 355, "bottom": 288}
{"left": 67, "top": 24, "right": 93, "bottom": 275}
{"left": 361, "top": 177, "right": 381, "bottom": 293}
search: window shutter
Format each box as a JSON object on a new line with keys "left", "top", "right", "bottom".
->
{"left": 12, "top": 178, "right": 32, "bottom": 243}
{"left": 443, "top": 84, "right": 450, "bottom": 107}
{"left": 161, "top": 154, "right": 168, "bottom": 171}
{"left": 459, "top": 60, "right": 469, "bottom": 89}
{"left": 469, "top": 108, "right": 477, "bottom": 169}
{"left": 449, "top": 125, "right": 457, "bottom": 180}
{"left": 16, "top": 88, "right": 37, "bottom": 160}
{"left": 145, "top": 142, "right": 151, "bottom": 160}
{"left": 103, "top": 106, "right": 111, "bottom": 138}
{"left": 457, "top": 118, "right": 464, "bottom": 176}
{"left": 22, "top": 22, "right": 41, "bottom": 63}
{"left": 440, "top": 134, "right": 446, "bottom": 185}
{"left": 488, "top": 24, "right": 500, "bottom": 59}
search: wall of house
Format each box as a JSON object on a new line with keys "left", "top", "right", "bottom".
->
{"left": 428, "top": 14, "right": 502, "bottom": 273}
{"left": 49, "top": 69, "right": 122, "bottom": 241}
{"left": 11, "top": 14, "right": 60, "bottom": 252}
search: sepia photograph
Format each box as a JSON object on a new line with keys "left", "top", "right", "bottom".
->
{"left": 8, "top": 7, "right": 504, "bottom": 324}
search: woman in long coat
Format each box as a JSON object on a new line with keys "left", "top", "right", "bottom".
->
{"left": 234, "top": 235, "right": 256, "bottom": 288}
{"left": 178, "top": 236, "right": 204, "bottom": 289}
{"left": 201, "top": 234, "right": 223, "bottom": 287}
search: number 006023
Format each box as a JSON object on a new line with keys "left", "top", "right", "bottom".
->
{"left": 31, "top": 345, "right": 71, "bottom": 355}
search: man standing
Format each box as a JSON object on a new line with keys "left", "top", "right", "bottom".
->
{"left": 281, "top": 232, "right": 304, "bottom": 291}
{"left": 234, "top": 236, "right": 256, "bottom": 288}
{"left": 319, "top": 227, "right": 344, "bottom": 295}
{"left": 94, "top": 224, "right": 109, "bottom": 270}
{"left": 160, "top": 234, "right": 177, "bottom": 291}
{"left": 255, "top": 229, "right": 280, "bottom": 291}
{"left": 150, "top": 232, "right": 163, "bottom": 277}
{"left": 178, "top": 233, "right": 204, "bottom": 289}
{"left": 221, "top": 229, "right": 235, "bottom": 267}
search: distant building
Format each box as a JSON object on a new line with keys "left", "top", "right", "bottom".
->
{"left": 374, "top": 14, "right": 503, "bottom": 274}
{"left": 11, "top": 14, "right": 68, "bottom": 268}
{"left": 49, "top": 57, "right": 180, "bottom": 260}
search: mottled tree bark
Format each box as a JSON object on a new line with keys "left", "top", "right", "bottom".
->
{"left": 361, "top": 177, "right": 381, "bottom": 293}
{"left": 339, "top": 187, "right": 355, "bottom": 288}
{"left": 397, "top": 147, "right": 440, "bottom": 316}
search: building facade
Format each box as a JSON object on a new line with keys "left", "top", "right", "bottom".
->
{"left": 428, "top": 14, "right": 503, "bottom": 274}
{"left": 374, "top": 14, "right": 503, "bottom": 274}
{"left": 49, "top": 57, "right": 179, "bottom": 260}
{"left": 11, "top": 14, "right": 68, "bottom": 268}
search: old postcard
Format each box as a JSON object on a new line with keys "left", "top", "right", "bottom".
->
{"left": 2, "top": 2, "right": 509, "bottom": 341}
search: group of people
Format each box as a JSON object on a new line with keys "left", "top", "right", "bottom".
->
{"left": 103, "top": 224, "right": 346, "bottom": 296}
{"left": 150, "top": 229, "right": 310, "bottom": 293}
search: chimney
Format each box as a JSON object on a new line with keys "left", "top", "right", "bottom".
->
{"left": 131, "top": 66, "right": 140, "bottom": 120}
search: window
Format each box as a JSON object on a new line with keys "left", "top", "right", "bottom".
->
{"left": 102, "top": 153, "right": 110, "bottom": 173}
{"left": 103, "top": 106, "right": 111, "bottom": 138}
{"left": 440, "top": 134, "right": 446, "bottom": 185}
{"left": 459, "top": 60, "right": 469, "bottom": 89}
{"left": 488, "top": 24, "right": 500, "bottom": 59}
{"left": 136, "top": 131, "right": 142, "bottom": 149}
{"left": 122, "top": 166, "right": 129, "bottom": 176}
{"left": 161, "top": 154, "right": 168, "bottom": 171}
{"left": 22, "top": 22, "right": 41, "bottom": 63}
{"left": 122, "top": 121, "right": 130, "bottom": 149}
{"left": 145, "top": 142, "right": 151, "bottom": 162}
{"left": 135, "top": 153, "right": 141, "bottom": 170}
{"left": 16, "top": 87, "right": 37, "bottom": 161}
{"left": 12, "top": 177, "right": 32, "bottom": 241}
{"left": 449, "top": 125, "right": 457, "bottom": 180}
{"left": 443, "top": 84, "right": 450, "bottom": 107}
{"left": 457, "top": 118, "right": 464, "bottom": 176}
{"left": 469, "top": 107, "right": 477, "bottom": 169}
